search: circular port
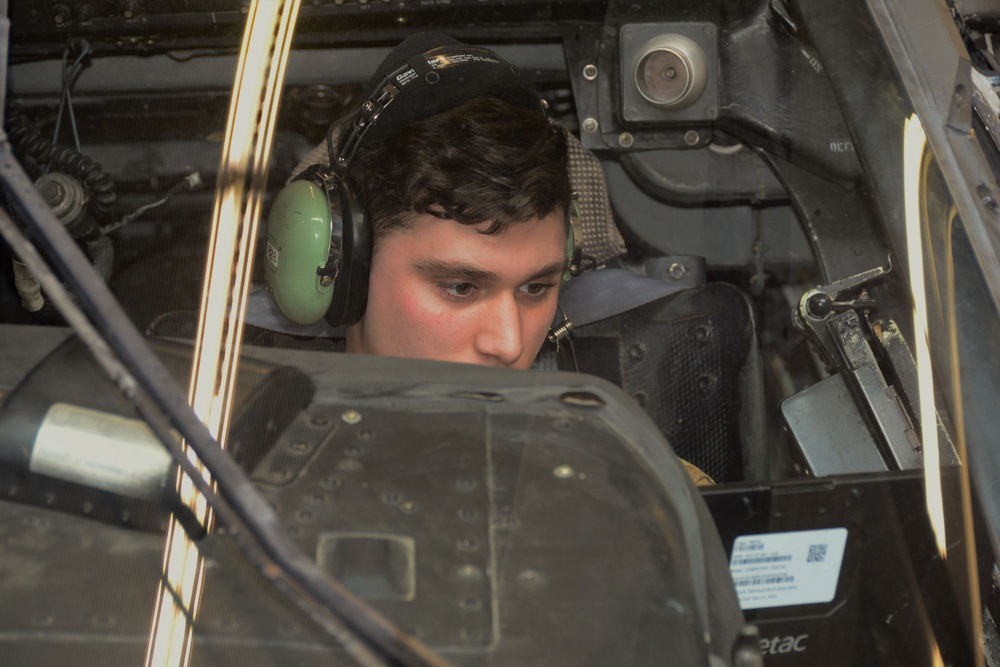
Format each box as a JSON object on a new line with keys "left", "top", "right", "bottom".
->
{"left": 634, "top": 34, "right": 708, "bottom": 109}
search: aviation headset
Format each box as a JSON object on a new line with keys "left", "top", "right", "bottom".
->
{"left": 263, "top": 32, "right": 582, "bottom": 327}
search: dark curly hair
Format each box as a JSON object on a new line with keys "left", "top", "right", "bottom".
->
{"left": 343, "top": 96, "right": 571, "bottom": 251}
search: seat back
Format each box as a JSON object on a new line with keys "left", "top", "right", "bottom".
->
{"left": 561, "top": 282, "right": 767, "bottom": 483}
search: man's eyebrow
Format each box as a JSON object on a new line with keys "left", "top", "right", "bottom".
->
{"left": 413, "top": 259, "right": 567, "bottom": 283}
{"left": 523, "top": 260, "right": 569, "bottom": 283}
{"left": 413, "top": 259, "right": 499, "bottom": 282}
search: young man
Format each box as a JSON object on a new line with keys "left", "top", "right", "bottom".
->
{"left": 306, "top": 32, "right": 714, "bottom": 485}
{"left": 338, "top": 34, "right": 573, "bottom": 370}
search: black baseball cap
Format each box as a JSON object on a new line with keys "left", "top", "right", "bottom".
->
{"left": 349, "top": 32, "right": 546, "bottom": 147}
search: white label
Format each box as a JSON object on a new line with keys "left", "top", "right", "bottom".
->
{"left": 730, "top": 528, "right": 848, "bottom": 610}
{"left": 265, "top": 238, "right": 279, "bottom": 270}
{"left": 31, "top": 403, "right": 175, "bottom": 498}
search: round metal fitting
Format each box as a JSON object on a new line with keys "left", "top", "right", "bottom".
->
{"left": 34, "top": 172, "right": 88, "bottom": 233}
{"left": 633, "top": 33, "right": 709, "bottom": 109}
{"left": 582, "top": 117, "right": 599, "bottom": 133}
{"left": 582, "top": 63, "right": 598, "bottom": 81}
{"left": 341, "top": 409, "right": 362, "bottom": 424}
{"left": 618, "top": 132, "right": 635, "bottom": 148}
{"left": 805, "top": 292, "right": 833, "bottom": 319}
{"left": 684, "top": 130, "right": 700, "bottom": 146}
{"left": 668, "top": 262, "right": 687, "bottom": 279}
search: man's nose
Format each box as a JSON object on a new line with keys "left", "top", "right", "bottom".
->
{"left": 474, "top": 295, "right": 524, "bottom": 366}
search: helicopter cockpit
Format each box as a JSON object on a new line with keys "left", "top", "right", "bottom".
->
{"left": 0, "top": 1, "right": 998, "bottom": 665}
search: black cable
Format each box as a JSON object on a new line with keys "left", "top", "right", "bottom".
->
{"left": 0, "top": 144, "right": 452, "bottom": 667}
{"left": 7, "top": 107, "right": 117, "bottom": 221}
{"left": 0, "top": 202, "right": 387, "bottom": 667}
{"left": 52, "top": 42, "right": 91, "bottom": 155}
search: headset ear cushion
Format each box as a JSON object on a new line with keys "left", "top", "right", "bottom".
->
{"left": 325, "top": 179, "right": 372, "bottom": 328}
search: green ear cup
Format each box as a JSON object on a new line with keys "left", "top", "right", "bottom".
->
{"left": 263, "top": 180, "right": 335, "bottom": 325}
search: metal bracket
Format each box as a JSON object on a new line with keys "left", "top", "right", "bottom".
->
{"left": 793, "top": 255, "right": 891, "bottom": 370}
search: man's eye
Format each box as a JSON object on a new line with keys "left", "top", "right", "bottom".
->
{"left": 441, "top": 282, "right": 476, "bottom": 298}
{"left": 520, "top": 282, "right": 554, "bottom": 297}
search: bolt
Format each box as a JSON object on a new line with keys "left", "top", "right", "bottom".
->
{"left": 518, "top": 569, "right": 545, "bottom": 586}
{"left": 624, "top": 106, "right": 638, "bottom": 121}
{"left": 289, "top": 441, "right": 311, "bottom": 453}
{"left": 320, "top": 275, "right": 333, "bottom": 287}
{"left": 91, "top": 613, "right": 116, "bottom": 630}
{"left": 460, "top": 596, "right": 482, "bottom": 611}
{"left": 553, "top": 464, "right": 575, "bottom": 479}
{"left": 582, "top": 117, "right": 599, "bottom": 133}
{"left": 338, "top": 458, "right": 362, "bottom": 472}
{"left": 668, "top": 262, "right": 687, "bottom": 280}
{"left": 684, "top": 130, "right": 700, "bottom": 146}
{"left": 582, "top": 64, "right": 598, "bottom": 81}
{"left": 633, "top": 390, "right": 648, "bottom": 406}
{"left": 341, "top": 410, "right": 362, "bottom": 424}
{"left": 459, "top": 627, "right": 483, "bottom": 643}
{"left": 619, "top": 132, "right": 634, "bottom": 148}
{"left": 458, "top": 564, "right": 482, "bottom": 579}
{"left": 628, "top": 343, "right": 645, "bottom": 361}
{"left": 695, "top": 325, "right": 712, "bottom": 344}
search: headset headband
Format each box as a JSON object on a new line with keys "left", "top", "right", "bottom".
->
{"left": 330, "top": 36, "right": 546, "bottom": 179}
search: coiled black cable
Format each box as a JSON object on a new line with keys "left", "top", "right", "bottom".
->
{"left": 6, "top": 108, "right": 117, "bottom": 222}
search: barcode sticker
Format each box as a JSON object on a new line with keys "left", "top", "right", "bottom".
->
{"left": 730, "top": 528, "right": 848, "bottom": 610}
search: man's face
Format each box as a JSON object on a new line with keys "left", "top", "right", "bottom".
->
{"left": 345, "top": 210, "right": 567, "bottom": 369}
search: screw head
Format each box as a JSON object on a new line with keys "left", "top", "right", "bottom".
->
{"left": 684, "top": 130, "right": 700, "bottom": 146}
{"left": 582, "top": 117, "right": 599, "bottom": 133}
{"left": 582, "top": 64, "right": 598, "bottom": 81}
{"left": 619, "top": 132, "right": 634, "bottom": 148}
